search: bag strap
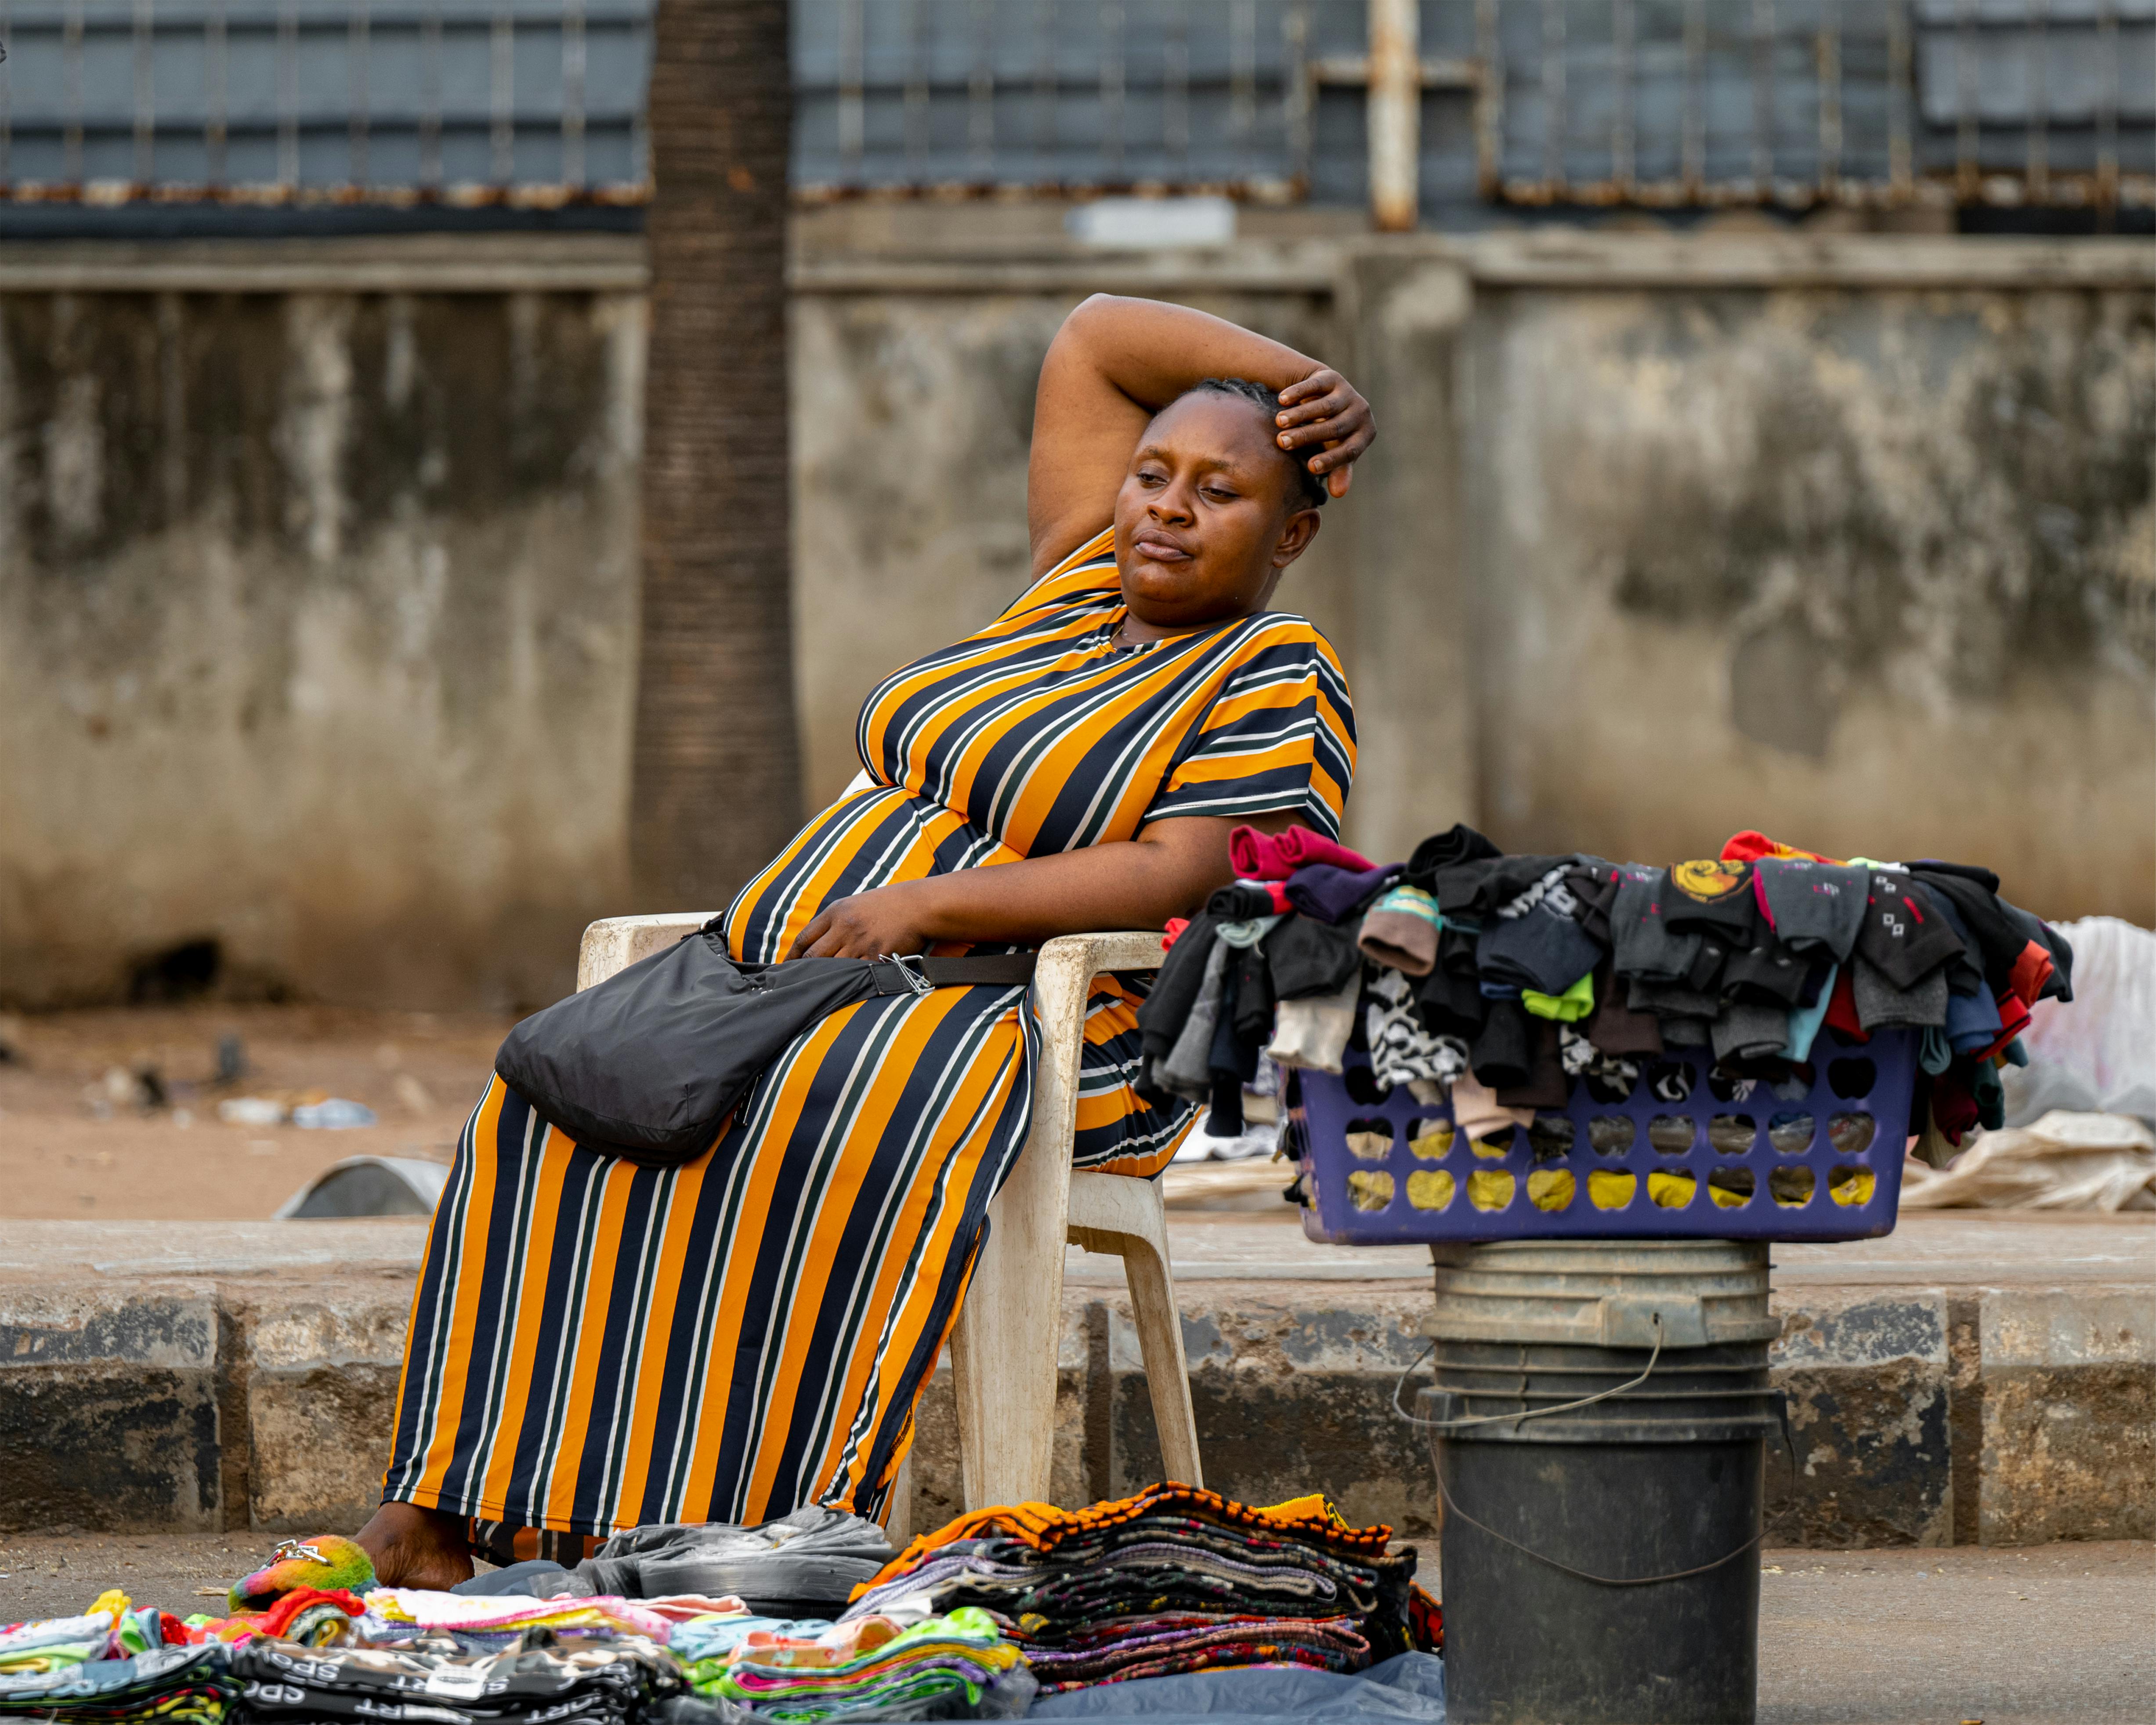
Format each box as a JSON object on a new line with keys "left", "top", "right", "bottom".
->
{"left": 870, "top": 953, "right": 1039, "bottom": 995}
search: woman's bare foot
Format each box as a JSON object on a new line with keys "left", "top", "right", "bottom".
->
{"left": 353, "top": 1501, "right": 475, "bottom": 1590}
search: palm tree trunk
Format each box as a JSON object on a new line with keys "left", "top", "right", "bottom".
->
{"left": 631, "top": 0, "right": 801, "bottom": 911}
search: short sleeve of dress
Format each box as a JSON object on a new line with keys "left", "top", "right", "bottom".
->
{"left": 1145, "top": 616, "right": 1357, "bottom": 837}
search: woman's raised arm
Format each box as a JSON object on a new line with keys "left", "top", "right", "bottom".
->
{"left": 1026, "top": 294, "right": 1373, "bottom": 577}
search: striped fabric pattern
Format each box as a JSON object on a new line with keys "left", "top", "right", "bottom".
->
{"left": 381, "top": 527, "right": 1355, "bottom": 1537}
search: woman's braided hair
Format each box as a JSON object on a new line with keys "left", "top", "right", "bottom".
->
{"left": 1181, "top": 377, "right": 1331, "bottom": 512}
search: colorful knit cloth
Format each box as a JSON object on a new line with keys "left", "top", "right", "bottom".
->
{"left": 184, "top": 1587, "right": 369, "bottom": 1647}
{"left": 846, "top": 1483, "right": 1414, "bottom": 1694}
{"left": 674, "top": 1607, "right": 1031, "bottom": 1722}
{"left": 362, "top": 1588, "right": 677, "bottom": 1645}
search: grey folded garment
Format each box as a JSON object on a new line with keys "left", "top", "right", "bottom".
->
{"left": 1627, "top": 977, "right": 1720, "bottom": 1019}
{"left": 455, "top": 1505, "right": 895, "bottom": 1611}
{"left": 1711, "top": 1000, "right": 1792, "bottom": 1065}
{"left": 1660, "top": 1015, "right": 1713, "bottom": 1049}
{"left": 1611, "top": 867, "right": 1705, "bottom": 983}
{"left": 1157, "top": 936, "right": 1233, "bottom": 1097}
{"left": 1852, "top": 954, "right": 1951, "bottom": 1031}
{"left": 1753, "top": 858, "right": 1870, "bottom": 961}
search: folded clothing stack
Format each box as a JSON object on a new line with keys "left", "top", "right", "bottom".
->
{"left": 0, "top": 1643, "right": 236, "bottom": 1725}
{"left": 841, "top": 1483, "right": 1413, "bottom": 1694}
{"left": 670, "top": 1608, "right": 1031, "bottom": 1722}
{"left": 0, "top": 1597, "right": 165, "bottom": 1678}
{"left": 230, "top": 1632, "right": 682, "bottom": 1725}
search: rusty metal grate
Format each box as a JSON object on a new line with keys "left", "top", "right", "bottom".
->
{"left": 0, "top": 0, "right": 2142, "bottom": 218}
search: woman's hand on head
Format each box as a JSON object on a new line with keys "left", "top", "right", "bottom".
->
{"left": 1274, "top": 369, "right": 1374, "bottom": 499}
{"left": 789, "top": 886, "right": 933, "bottom": 961}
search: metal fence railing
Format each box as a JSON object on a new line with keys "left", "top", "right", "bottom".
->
{"left": 0, "top": 0, "right": 2143, "bottom": 219}
{"left": 0, "top": 0, "right": 650, "bottom": 207}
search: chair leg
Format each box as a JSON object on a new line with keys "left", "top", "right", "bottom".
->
{"left": 949, "top": 938, "right": 1094, "bottom": 1508}
{"left": 1067, "top": 1172, "right": 1203, "bottom": 1491}
{"left": 1120, "top": 1225, "right": 1205, "bottom": 1491}
{"left": 948, "top": 1165, "right": 1062, "bottom": 1508}
{"left": 885, "top": 1449, "right": 915, "bottom": 1546}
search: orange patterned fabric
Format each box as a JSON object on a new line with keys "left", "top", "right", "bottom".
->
{"left": 382, "top": 531, "right": 1355, "bottom": 1540}
{"left": 861, "top": 1481, "right": 1394, "bottom": 1595}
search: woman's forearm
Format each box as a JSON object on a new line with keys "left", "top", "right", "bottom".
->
{"left": 897, "top": 840, "right": 1215, "bottom": 946}
{"left": 1060, "top": 295, "right": 1325, "bottom": 411}
{"left": 789, "top": 812, "right": 1306, "bottom": 959}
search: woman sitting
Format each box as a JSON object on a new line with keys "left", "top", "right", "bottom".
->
{"left": 356, "top": 294, "right": 1374, "bottom": 1587}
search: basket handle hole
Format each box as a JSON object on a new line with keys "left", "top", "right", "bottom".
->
{"left": 1769, "top": 1164, "right": 1816, "bottom": 1207}
{"left": 1828, "top": 1057, "right": 1877, "bottom": 1100}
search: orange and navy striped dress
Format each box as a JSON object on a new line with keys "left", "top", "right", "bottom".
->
{"left": 381, "top": 528, "right": 1355, "bottom": 1537}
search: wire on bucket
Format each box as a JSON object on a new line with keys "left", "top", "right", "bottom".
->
{"left": 1397, "top": 1311, "right": 1799, "bottom": 1587}
{"left": 1390, "top": 1312, "right": 1667, "bottom": 1432}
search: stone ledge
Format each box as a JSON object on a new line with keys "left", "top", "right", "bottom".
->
{"left": 0, "top": 231, "right": 2146, "bottom": 297}
{"left": 0, "top": 1216, "right": 2146, "bottom": 1544}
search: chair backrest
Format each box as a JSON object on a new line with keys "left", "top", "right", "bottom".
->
{"left": 578, "top": 913, "right": 716, "bottom": 991}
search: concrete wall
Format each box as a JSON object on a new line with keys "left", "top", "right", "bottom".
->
{"left": 0, "top": 241, "right": 647, "bottom": 1009}
{"left": 1463, "top": 270, "right": 2156, "bottom": 914}
{"left": 0, "top": 232, "right": 2148, "bottom": 1008}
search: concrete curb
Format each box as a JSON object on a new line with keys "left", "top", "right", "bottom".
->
{"left": 1, "top": 1218, "right": 2148, "bottom": 1544}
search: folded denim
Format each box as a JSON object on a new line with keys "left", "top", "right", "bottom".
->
{"left": 573, "top": 1508, "right": 894, "bottom": 1617}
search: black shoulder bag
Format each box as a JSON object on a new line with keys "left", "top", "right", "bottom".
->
{"left": 495, "top": 921, "right": 1036, "bottom": 1168}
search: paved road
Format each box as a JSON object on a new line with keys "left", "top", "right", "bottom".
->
{"left": 2, "top": 1536, "right": 2146, "bottom": 1724}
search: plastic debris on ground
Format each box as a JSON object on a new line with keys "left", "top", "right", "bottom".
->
{"left": 292, "top": 1098, "right": 380, "bottom": 1129}
{"left": 2011, "top": 917, "right": 2156, "bottom": 1126}
{"left": 215, "top": 1098, "right": 287, "bottom": 1127}
{"left": 1903, "top": 1109, "right": 2156, "bottom": 1210}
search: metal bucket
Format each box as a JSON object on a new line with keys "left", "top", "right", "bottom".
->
{"left": 1418, "top": 1240, "right": 1782, "bottom": 1725}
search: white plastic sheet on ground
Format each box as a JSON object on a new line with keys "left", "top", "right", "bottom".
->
{"left": 2009, "top": 917, "right": 2156, "bottom": 1125}
{"left": 1903, "top": 1109, "right": 2156, "bottom": 1211}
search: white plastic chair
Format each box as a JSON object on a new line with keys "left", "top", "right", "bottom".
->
{"left": 575, "top": 919, "right": 1202, "bottom": 1530}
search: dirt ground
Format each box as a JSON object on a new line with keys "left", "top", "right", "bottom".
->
{"left": 0, "top": 1003, "right": 1317, "bottom": 1221}
{"left": 0, "top": 1004, "right": 513, "bottom": 1220}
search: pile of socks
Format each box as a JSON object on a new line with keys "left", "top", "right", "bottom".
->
{"left": 1138, "top": 821, "right": 2076, "bottom": 1169}
{"left": 839, "top": 1483, "right": 1414, "bottom": 1694}
{"left": 669, "top": 1608, "right": 1031, "bottom": 1722}
{"left": 1138, "top": 831, "right": 1396, "bottom": 1136}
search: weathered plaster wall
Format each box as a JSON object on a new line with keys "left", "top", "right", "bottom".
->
{"left": 1466, "top": 280, "right": 2156, "bottom": 922}
{"left": 0, "top": 280, "right": 645, "bottom": 1008}
{"left": 0, "top": 236, "right": 2147, "bottom": 1007}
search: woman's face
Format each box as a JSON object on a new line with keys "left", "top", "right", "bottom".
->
{"left": 1111, "top": 392, "right": 1322, "bottom": 637}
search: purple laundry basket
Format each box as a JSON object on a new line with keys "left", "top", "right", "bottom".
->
{"left": 1292, "top": 1027, "right": 1916, "bottom": 1244}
